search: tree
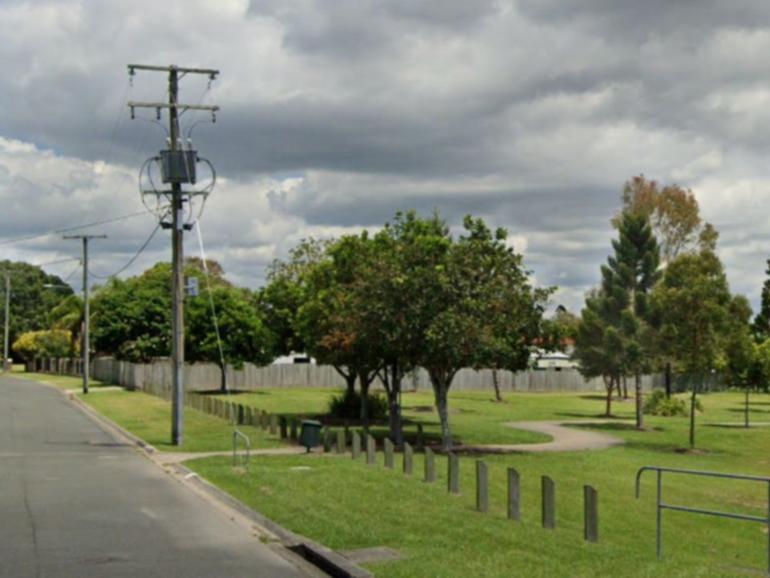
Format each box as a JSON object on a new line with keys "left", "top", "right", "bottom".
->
{"left": 418, "top": 216, "right": 550, "bottom": 450}
{"left": 186, "top": 286, "right": 274, "bottom": 392}
{"left": 721, "top": 295, "right": 757, "bottom": 428}
{"left": 614, "top": 175, "right": 703, "bottom": 262}
{"left": 0, "top": 260, "right": 74, "bottom": 359}
{"left": 296, "top": 233, "right": 381, "bottom": 427}
{"left": 259, "top": 239, "right": 331, "bottom": 359}
{"left": 50, "top": 294, "right": 84, "bottom": 352}
{"left": 602, "top": 212, "right": 661, "bottom": 429}
{"left": 651, "top": 247, "right": 732, "bottom": 449}
{"left": 12, "top": 329, "right": 74, "bottom": 362}
{"left": 752, "top": 259, "right": 770, "bottom": 341}
{"left": 573, "top": 291, "right": 626, "bottom": 416}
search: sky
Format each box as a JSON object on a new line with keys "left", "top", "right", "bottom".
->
{"left": 3, "top": 0, "right": 770, "bottom": 313}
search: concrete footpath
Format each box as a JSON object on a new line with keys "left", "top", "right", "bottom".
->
{"left": 0, "top": 375, "right": 314, "bottom": 578}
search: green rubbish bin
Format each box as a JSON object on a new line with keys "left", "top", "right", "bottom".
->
{"left": 300, "top": 420, "right": 323, "bottom": 452}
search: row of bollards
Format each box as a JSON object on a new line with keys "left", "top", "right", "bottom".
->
{"left": 339, "top": 430, "right": 598, "bottom": 543}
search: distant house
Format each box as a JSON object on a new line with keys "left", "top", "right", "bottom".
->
{"left": 532, "top": 349, "right": 577, "bottom": 370}
{"left": 272, "top": 352, "right": 315, "bottom": 365}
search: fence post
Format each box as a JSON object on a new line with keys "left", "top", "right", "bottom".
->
{"left": 403, "top": 442, "right": 413, "bottom": 475}
{"left": 507, "top": 468, "right": 521, "bottom": 521}
{"left": 424, "top": 447, "right": 435, "bottom": 483}
{"left": 542, "top": 476, "right": 555, "bottom": 529}
{"left": 584, "top": 485, "right": 599, "bottom": 543}
{"left": 448, "top": 453, "right": 460, "bottom": 495}
{"left": 476, "top": 461, "right": 489, "bottom": 513}
{"left": 336, "top": 429, "right": 346, "bottom": 454}
{"left": 351, "top": 431, "right": 361, "bottom": 459}
{"left": 366, "top": 435, "right": 376, "bottom": 465}
{"left": 384, "top": 439, "right": 394, "bottom": 469}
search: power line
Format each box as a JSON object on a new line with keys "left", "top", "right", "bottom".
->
{"left": 32, "top": 257, "right": 81, "bottom": 268}
{"left": 89, "top": 222, "right": 162, "bottom": 279}
{"left": 0, "top": 211, "right": 148, "bottom": 248}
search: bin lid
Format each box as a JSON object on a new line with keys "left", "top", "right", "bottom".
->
{"left": 301, "top": 419, "right": 322, "bottom": 427}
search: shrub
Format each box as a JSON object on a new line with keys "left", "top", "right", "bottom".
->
{"left": 328, "top": 388, "right": 388, "bottom": 421}
{"left": 643, "top": 390, "right": 703, "bottom": 416}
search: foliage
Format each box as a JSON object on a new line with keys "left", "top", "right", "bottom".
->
{"left": 12, "top": 329, "right": 75, "bottom": 361}
{"left": 0, "top": 260, "right": 74, "bottom": 358}
{"left": 327, "top": 388, "right": 388, "bottom": 421}
{"left": 614, "top": 175, "right": 703, "bottom": 262}
{"left": 643, "top": 390, "right": 702, "bottom": 417}
{"left": 186, "top": 285, "right": 274, "bottom": 391}
{"left": 752, "top": 259, "right": 770, "bottom": 341}
{"left": 650, "top": 246, "right": 733, "bottom": 447}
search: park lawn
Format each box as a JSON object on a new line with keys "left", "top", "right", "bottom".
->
{"left": 78, "top": 389, "right": 288, "bottom": 452}
{"left": 213, "top": 387, "right": 761, "bottom": 447}
{"left": 10, "top": 370, "right": 108, "bottom": 390}
{"left": 188, "top": 391, "right": 770, "bottom": 578}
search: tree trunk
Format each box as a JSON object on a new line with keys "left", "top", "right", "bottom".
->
{"left": 359, "top": 372, "right": 371, "bottom": 432}
{"left": 219, "top": 363, "right": 227, "bottom": 393}
{"left": 332, "top": 365, "right": 356, "bottom": 397}
{"left": 745, "top": 388, "right": 750, "bottom": 429}
{"left": 492, "top": 368, "right": 503, "bottom": 402}
{"left": 622, "top": 376, "right": 629, "bottom": 399}
{"left": 381, "top": 362, "right": 403, "bottom": 445}
{"left": 604, "top": 375, "right": 614, "bottom": 417}
{"left": 434, "top": 381, "right": 452, "bottom": 451}
{"left": 664, "top": 362, "right": 672, "bottom": 398}
{"left": 689, "top": 382, "right": 698, "bottom": 449}
{"left": 635, "top": 372, "right": 643, "bottom": 430}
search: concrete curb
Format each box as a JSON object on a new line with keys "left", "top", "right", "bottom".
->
{"left": 58, "top": 383, "right": 373, "bottom": 578}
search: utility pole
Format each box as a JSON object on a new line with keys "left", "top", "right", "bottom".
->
{"left": 63, "top": 235, "right": 106, "bottom": 394}
{"left": 2, "top": 273, "right": 9, "bottom": 371}
{"left": 128, "top": 64, "right": 219, "bottom": 446}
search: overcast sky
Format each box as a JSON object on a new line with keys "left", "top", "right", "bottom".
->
{"left": 3, "top": 0, "right": 770, "bottom": 313}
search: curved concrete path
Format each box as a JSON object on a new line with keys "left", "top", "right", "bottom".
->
{"left": 461, "top": 420, "right": 626, "bottom": 454}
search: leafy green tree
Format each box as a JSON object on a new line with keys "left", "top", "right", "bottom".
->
{"left": 12, "top": 329, "right": 74, "bottom": 362}
{"left": 259, "top": 239, "right": 331, "bottom": 358}
{"left": 651, "top": 247, "right": 732, "bottom": 448}
{"left": 186, "top": 286, "right": 274, "bottom": 392}
{"left": 0, "top": 260, "right": 74, "bottom": 358}
{"left": 418, "top": 216, "right": 550, "bottom": 449}
{"left": 50, "top": 294, "right": 84, "bottom": 352}
{"left": 721, "top": 295, "right": 758, "bottom": 428}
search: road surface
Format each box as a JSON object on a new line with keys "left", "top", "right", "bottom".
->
{"left": 0, "top": 375, "right": 312, "bottom": 578}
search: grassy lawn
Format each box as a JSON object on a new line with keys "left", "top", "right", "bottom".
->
{"left": 188, "top": 390, "right": 770, "bottom": 577}
{"left": 10, "top": 370, "right": 108, "bottom": 390}
{"left": 78, "top": 389, "right": 288, "bottom": 452}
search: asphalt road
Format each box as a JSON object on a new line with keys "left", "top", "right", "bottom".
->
{"left": 0, "top": 376, "right": 311, "bottom": 578}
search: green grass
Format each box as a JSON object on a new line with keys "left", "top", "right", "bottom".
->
{"left": 10, "top": 370, "right": 108, "bottom": 390}
{"left": 78, "top": 389, "right": 288, "bottom": 452}
{"left": 187, "top": 390, "right": 770, "bottom": 577}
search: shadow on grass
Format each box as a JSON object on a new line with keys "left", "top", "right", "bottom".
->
{"left": 554, "top": 412, "right": 634, "bottom": 420}
{"left": 579, "top": 394, "right": 608, "bottom": 401}
{"left": 570, "top": 422, "right": 664, "bottom": 432}
{"left": 727, "top": 407, "right": 770, "bottom": 414}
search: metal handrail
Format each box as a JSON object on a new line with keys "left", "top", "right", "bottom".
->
{"left": 636, "top": 466, "right": 770, "bottom": 573}
{"left": 232, "top": 429, "right": 251, "bottom": 470}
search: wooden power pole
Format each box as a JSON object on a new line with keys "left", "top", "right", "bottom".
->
{"left": 63, "top": 235, "right": 106, "bottom": 394}
{"left": 128, "top": 64, "right": 219, "bottom": 446}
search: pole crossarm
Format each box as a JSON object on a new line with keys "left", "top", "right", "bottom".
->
{"left": 128, "top": 64, "right": 219, "bottom": 78}
{"left": 128, "top": 102, "right": 220, "bottom": 112}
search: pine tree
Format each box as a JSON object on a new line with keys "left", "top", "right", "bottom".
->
{"left": 752, "top": 259, "right": 770, "bottom": 341}
{"left": 578, "top": 212, "right": 660, "bottom": 427}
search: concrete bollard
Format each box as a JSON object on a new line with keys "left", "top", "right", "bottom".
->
{"left": 384, "top": 439, "right": 395, "bottom": 469}
{"left": 448, "top": 453, "right": 460, "bottom": 495}
{"left": 351, "top": 431, "right": 361, "bottom": 459}
{"left": 269, "top": 414, "right": 278, "bottom": 435}
{"left": 507, "top": 468, "right": 521, "bottom": 521}
{"left": 336, "top": 429, "right": 346, "bottom": 454}
{"left": 476, "top": 461, "right": 488, "bottom": 513}
{"left": 424, "top": 447, "right": 435, "bottom": 483}
{"left": 542, "top": 476, "right": 555, "bottom": 529}
{"left": 366, "top": 435, "right": 376, "bottom": 465}
{"left": 403, "top": 442, "right": 413, "bottom": 475}
{"left": 584, "top": 485, "right": 599, "bottom": 543}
